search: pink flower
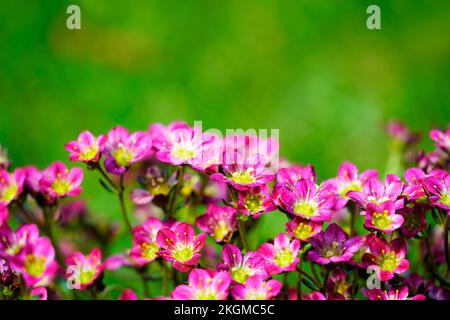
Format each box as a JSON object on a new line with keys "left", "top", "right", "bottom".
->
{"left": 362, "top": 237, "right": 409, "bottom": 281}
{"left": 430, "top": 126, "right": 450, "bottom": 152}
{"left": 365, "top": 285, "right": 425, "bottom": 300}
{"left": 303, "top": 291, "right": 327, "bottom": 300}
{"left": 307, "top": 223, "right": 364, "bottom": 265}
{"left": 195, "top": 204, "right": 237, "bottom": 243}
{"left": 23, "top": 166, "right": 43, "bottom": 194}
{"left": 216, "top": 244, "right": 267, "bottom": 284}
{"left": 258, "top": 233, "right": 300, "bottom": 276}
{"left": 39, "top": 161, "right": 83, "bottom": 199}
{"left": 65, "top": 131, "right": 107, "bottom": 163}
{"left": 231, "top": 275, "right": 282, "bottom": 300}
{"left": 0, "top": 223, "right": 40, "bottom": 261}
{"left": 30, "top": 287, "right": 48, "bottom": 300}
{"left": 17, "top": 237, "right": 58, "bottom": 287}
{"left": 399, "top": 206, "right": 427, "bottom": 238}
{"left": 286, "top": 217, "right": 322, "bottom": 241}
{"left": 323, "top": 162, "right": 377, "bottom": 209}
{"left": 130, "top": 217, "right": 164, "bottom": 265}
{"left": 403, "top": 168, "right": 427, "bottom": 201}
{"left": 363, "top": 201, "right": 404, "bottom": 233}
{"left": 347, "top": 174, "right": 403, "bottom": 210}
{"left": 237, "top": 185, "right": 275, "bottom": 218}
{"left": 210, "top": 152, "right": 274, "bottom": 191}
{"left": 326, "top": 269, "right": 353, "bottom": 299}
{"left": 103, "top": 126, "right": 150, "bottom": 175}
{"left": 0, "top": 168, "right": 25, "bottom": 206}
{"left": 66, "top": 247, "right": 104, "bottom": 290}
{"left": 278, "top": 179, "right": 335, "bottom": 222}
{"left": 422, "top": 173, "right": 450, "bottom": 211}
{"left": 0, "top": 206, "right": 7, "bottom": 226}
{"left": 156, "top": 222, "right": 206, "bottom": 272}
{"left": 152, "top": 122, "right": 216, "bottom": 167}
{"left": 273, "top": 164, "right": 316, "bottom": 206}
{"left": 119, "top": 289, "right": 138, "bottom": 300}
{"left": 130, "top": 166, "right": 177, "bottom": 205}
{"left": 171, "top": 268, "right": 231, "bottom": 300}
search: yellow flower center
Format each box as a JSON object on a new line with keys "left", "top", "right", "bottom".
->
{"left": 171, "top": 144, "right": 197, "bottom": 160}
{"left": 1, "top": 183, "right": 18, "bottom": 202}
{"left": 141, "top": 242, "right": 159, "bottom": 261}
{"left": 230, "top": 169, "right": 255, "bottom": 185}
{"left": 52, "top": 179, "right": 71, "bottom": 195}
{"left": 213, "top": 221, "right": 230, "bottom": 241}
{"left": 25, "top": 254, "right": 46, "bottom": 277}
{"left": 80, "top": 267, "right": 96, "bottom": 285}
{"left": 293, "top": 201, "right": 317, "bottom": 217}
{"left": 173, "top": 245, "right": 194, "bottom": 262}
{"left": 323, "top": 241, "right": 342, "bottom": 258}
{"left": 441, "top": 193, "right": 450, "bottom": 206}
{"left": 338, "top": 182, "right": 361, "bottom": 198}
{"left": 79, "top": 145, "right": 99, "bottom": 161}
{"left": 112, "top": 146, "right": 133, "bottom": 167}
{"left": 293, "top": 223, "right": 313, "bottom": 240}
{"left": 372, "top": 210, "right": 392, "bottom": 230}
{"left": 231, "top": 267, "right": 252, "bottom": 284}
{"left": 380, "top": 251, "right": 400, "bottom": 271}
{"left": 244, "top": 194, "right": 262, "bottom": 213}
{"left": 195, "top": 289, "right": 218, "bottom": 300}
{"left": 275, "top": 248, "right": 294, "bottom": 267}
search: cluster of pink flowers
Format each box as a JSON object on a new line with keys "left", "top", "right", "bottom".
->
{"left": 0, "top": 121, "right": 449, "bottom": 301}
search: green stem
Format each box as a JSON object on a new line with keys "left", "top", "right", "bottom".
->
{"left": 95, "top": 163, "right": 117, "bottom": 191}
{"left": 297, "top": 260, "right": 303, "bottom": 300}
{"left": 43, "top": 205, "right": 65, "bottom": 267}
{"left": 118, "top": 174, "right": 132, "bottom": 233}
{"left": 237, "top": 217, "right": 249, "bottom": 251}
{"left": 168, "top": 165, "right": 185, "bottom": 215}
{"left": 444, "top": 214, "right": 450, "bottom": 275}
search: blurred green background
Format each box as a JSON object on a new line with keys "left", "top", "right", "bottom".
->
{"left": 0, "top": 0, "right": 449, "bottom": 297}
{"left": 1, "top": 0, "right": 449, "bottom": 222}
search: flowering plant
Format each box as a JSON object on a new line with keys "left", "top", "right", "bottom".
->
{"left": 0, "top": 121, "right": 449, "bottom": 301}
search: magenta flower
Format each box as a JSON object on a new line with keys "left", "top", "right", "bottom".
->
{"left": 16, "top": 237, "right": 58, "bottom": 287}
{"left": 303, "top": 291, "right": 327, "bottom": 300}
{"left": 130, "top": 166, "right": 177, "bottom": 205}
{"left": 365, "top": 285, "right": 425, "bottom": 300}
{"left": 430, "top": 126, "right": 450, "bottom": 152}
{"left": 29, "top": 287, "right": 48, "bottom": 300}
{"left": 156, "top": 222, "right": 206, "bottom": 272}
{"left": 347, "top": 174, "right": 403, "bottom": 210}
{"left": 286, "top": 217, "right": 322, "bottom": 241}
{"left": 308, "top": 223, "right": 364, "bottom": 265}
{"left": 39, "top": 161, "right": 83, "bottom": 199}
{"left": 0, "top": 223, "right": 40, "bottom": 260}
{"left": 403, "top": 168, "right": 427, "bottom": 201}
{"left": 103, "top": 126, "right": 150, "bottom": 175}
{"left": 278, "top": 179, "right": 335, "bottom": 222}
{"left": 273, "top": 165, "right": 316, "bottom": 206}
{"left": 210, "top": 152, "right": 274, "bottom": 191}
{"left": 66, "top": 247, "right": 105, "bottom": 290}
{"left": 216, "top": 244, "right": 267, "bottom": 284}
{"left": 363, "top": 201, "right": 404, "bottom": 233}
{"left": 195, "top": 204, "right": 237, "bottom": 243}
{"left": 171, "top": 268, "right": 231, "bottom": 300}
{"left": 362, "top": 237, "right": 409, "bottom": 281}
{"left": 237, "top": 185, "right": 275, "bottom": 218}
{"left": 65, "top": 131, "right": 107, "bottom": 163}
{"left": 152, "top": 122, "right": 216, "bottom": 167}
{"left": 23, "top": 166, "right": 43, "bottom": 194}
{"left": 231, "top": 275, "right": 282, "bottom": 300}
{"left": 0, "top": 168, "right": 25, "bottom": 206}
{"left": 326, "top": 269, "right": 353, "bottom": 299}
{"left": 399, "top": 206, "right": 427, "bottom": 238}
{"left": 258, "top": 233, "right": 300, "bottom": 276}
{"left": 0, "top": 206, "right": 7, "bottom": 226}
{"left": 130, "top": 217, "right": 164, "bottom": 265}
{"left": 119, "top": 289, "right": 138, "bottom": 300}
{"left": 422, "top": 173, "right": 450, "bottom": 211}
{"left": 323, "top": 162, "right": 378, "bottom": 209}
